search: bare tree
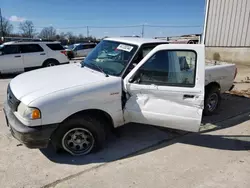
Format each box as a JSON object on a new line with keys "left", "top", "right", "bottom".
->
{"left": 66, "top": 32, "right": 73, "bottom": 39}
{"left": 78, "top": 34, "right": 84, "bottom": 40}
{"left": 59, "top": 32, "right": 66, "bottom": 39}
{"left": 66, "top": 32, "right": 77, "bottom": 43}
{"left": 39, "top": 26, "right": 57, "bottom": 39}
{"left": 19, "top": 20, "right": 36, "bottom": 38}
{"left": 0, "top": 17, "right": 13, "bottom": 37}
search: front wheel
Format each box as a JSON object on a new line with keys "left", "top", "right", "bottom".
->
{"left": 51, "top": 115, "right": 106, "bottom": 156}
{"left": 204, "top": 86, "right": 221, "bottom": 116}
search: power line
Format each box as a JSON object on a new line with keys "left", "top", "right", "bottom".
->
{"left": 35, "top": 25, "right": 142, "bottom": 29}
{"left": 34, "top": 24, "right": 202, "bottom": 30}
{"left": 146, "top": 25, "right": 203, "bottom": 28}
{"left": 90, "top": 25, "right": 141, "bottom": 28}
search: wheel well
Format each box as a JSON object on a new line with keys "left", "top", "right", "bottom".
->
{"left": 62, "top": 109, "right": 115, "bottom": 132}
{"left": 205, "top": 82, "right": 221, "bottom": 93}
{"left": 43, "top": 58, "right": 59, "bottom": 66}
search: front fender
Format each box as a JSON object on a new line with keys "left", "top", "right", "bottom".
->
{"left": 29, "top": 77, "right": 124, "bottom": 127}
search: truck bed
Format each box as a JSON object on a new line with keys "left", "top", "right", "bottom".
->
{"left": 205, "top": 60, "right": 236, "bottom": 93}
{"left": 205, "top": 60, "right": 234, "bottom": 66}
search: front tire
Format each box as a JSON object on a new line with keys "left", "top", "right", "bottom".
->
{"left": 204, "top": 86, "right": 221, "bottom": 116}
{"left": 51, "top": 115, "right": 106, "bottom": 156}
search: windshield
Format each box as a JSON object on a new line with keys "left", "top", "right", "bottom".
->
{"left": 0, "top": 45, "right": 3, "bottom": 51}
{"left": 81, "top": 40, "right": 138, "bottom": 76}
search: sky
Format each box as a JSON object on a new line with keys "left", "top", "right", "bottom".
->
{"left": 1, "top": 0, "right": 206, "bottom": 38}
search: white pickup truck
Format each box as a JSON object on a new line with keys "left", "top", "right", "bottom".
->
{"left": 3, "top": 37, "right": 237, "bottom": 156}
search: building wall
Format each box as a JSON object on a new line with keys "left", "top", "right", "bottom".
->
{"left": 204, "top": 0, "right": 250, "bottom": 47}
{"left": 205, "top": 47, "right": 250, "bottom": 66}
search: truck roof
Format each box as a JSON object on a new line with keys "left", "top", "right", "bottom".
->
{"left": 104, "top": 37, "right": 169, "bottom": 46}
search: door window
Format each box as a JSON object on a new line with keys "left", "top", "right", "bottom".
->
{"left": 131, "top": 50, "right": 197, "bottom": 87}
{"left": 3, "top": 45, "right": 20, "bottom": 54}
{"left": 20, "top": 44, "right": 44, "bottom": 53}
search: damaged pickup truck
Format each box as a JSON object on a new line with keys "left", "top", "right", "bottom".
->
{"left": 3, "top": 37, "right": 237, "bottom": 155}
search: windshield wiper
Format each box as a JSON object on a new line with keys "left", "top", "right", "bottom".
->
{"left": 82, "top": 61, "right": 109, "bottom": 77}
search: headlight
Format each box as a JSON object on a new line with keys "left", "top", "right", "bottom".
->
{"left": 17, "top": 102, "right": 41, "bottom": 120}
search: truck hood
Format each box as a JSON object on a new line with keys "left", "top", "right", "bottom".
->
{"left": 9, "top": 63, "right": 109, "bottom": 104}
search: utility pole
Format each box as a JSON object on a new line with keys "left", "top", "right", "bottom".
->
{"left": 87, "top": 26, "right": 89, "bottom": 38}
{"left": 141, "top": 24, "right": 144, "bottom": 38}
{"left": 0, "top": 8, "right": 4, "bottom": 38}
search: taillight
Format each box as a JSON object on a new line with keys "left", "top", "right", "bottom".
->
{"left": 61, "top": 50, "right": 67, "bottom": 56}
{"left": 234, "top": 67, "right": 238, "bottom": 79}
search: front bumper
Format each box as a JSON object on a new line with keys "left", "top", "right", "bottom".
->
{"left": 3, "top": 102, "right": 58, "bottom": 148}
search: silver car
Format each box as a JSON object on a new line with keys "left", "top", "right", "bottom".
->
{"left": 71, "top": 43, "right": 96, "bottom": 57}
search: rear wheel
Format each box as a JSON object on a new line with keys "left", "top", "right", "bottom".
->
{"left": 51, "top": 115, "right": 106, "bottom": 156}
{"left": 43, "top": 60, "right": 58, "bottom": 67}
{"left": 204, "top": 86, "right": 221, "bottom": 116}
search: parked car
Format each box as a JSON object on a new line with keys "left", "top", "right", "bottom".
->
{"left": 0, "top": 41, "right": 69, "bottom": 74}
{"left": 71, "top": 43, "right": 96, "bottom": 57}
{"left": 3, "top": 37, "right": 237, "bottom": 156}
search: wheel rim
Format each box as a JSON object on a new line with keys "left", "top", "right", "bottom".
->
{"left": 47, "top": 62, "right": 55, "bottom": 67}
{"left": 62, "top": 128, "right": 95, "bottom": 155}
{"left": 207, "top": 93, "right": 218, "bottom": 112}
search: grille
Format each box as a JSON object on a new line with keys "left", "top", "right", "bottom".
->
{"left": 7, "top": 84, "right": 20, "bottom": 112}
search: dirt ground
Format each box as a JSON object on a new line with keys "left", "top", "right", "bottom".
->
{"left": 229, "top": 64, "right": 250, "bottom": 98}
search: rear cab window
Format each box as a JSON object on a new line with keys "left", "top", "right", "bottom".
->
{"left": 132, "top": 43, "right": 169, "bottom": 64}
{"left": 46, "top": 43, "right": 64, "bottom": 51}
{"left": 123, "top": 42, "right": 168, "bottom": 77}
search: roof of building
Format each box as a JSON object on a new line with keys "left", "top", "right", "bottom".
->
{"left": 104, "top": 37, "right": 169, "bottom": 46}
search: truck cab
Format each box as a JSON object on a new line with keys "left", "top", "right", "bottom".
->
{"left": 3, "top": 37, "right": 205, "bottom": 156}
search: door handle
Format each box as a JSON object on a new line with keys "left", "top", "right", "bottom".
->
{"left": 14, "top": 55, "right": 21, "bottom": 58}
{"left": 40, "top": 53, "right": 46, "bottom": 55}
{"left": 183, "top": 94, "right": 195, "bottom": 99}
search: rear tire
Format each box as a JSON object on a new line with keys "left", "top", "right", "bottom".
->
{"left": 51, "top": 115, "right": 106, "bottom": 156}
{"left": 43, "top": 59, "right": 58, "bottom": 67}
{"left": 204, "top": 86, "right": 221, "bottom": 116}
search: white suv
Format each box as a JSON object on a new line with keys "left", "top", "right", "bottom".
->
{"left": 0, "top": 41, "right": 69, "bottom": 74}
